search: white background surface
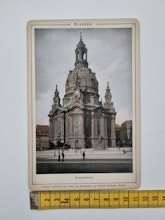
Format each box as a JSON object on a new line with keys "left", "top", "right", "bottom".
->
{"left": 0, "top": 0, "right": 165, "bottom": 219}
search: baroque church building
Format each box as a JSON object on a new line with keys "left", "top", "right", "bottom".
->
{"left": 48, "top": 35, "right": 116, "bottom": 149}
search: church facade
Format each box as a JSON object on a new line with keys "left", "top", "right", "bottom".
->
{"left": 48, "top": 35, "right": 116, "bottom": 149}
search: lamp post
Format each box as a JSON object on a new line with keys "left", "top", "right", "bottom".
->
{"left": 54, "top": 141, "right": 56, "bottom": 157}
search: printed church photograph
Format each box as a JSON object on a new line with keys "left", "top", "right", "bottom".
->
{"left": 35, "top": 28, "right": 133, "bottom": 174}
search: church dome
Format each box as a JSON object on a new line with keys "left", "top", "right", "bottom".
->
{"left": 65, "top": 66, "right": 98, "bottom": 95}
{"left": 63, "top": 35, "right": 100, "bottom": 107}
{"left": 65, "top": 34, "right": 99, "bottom": 96}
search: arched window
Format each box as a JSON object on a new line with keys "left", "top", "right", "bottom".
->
{"left": 66, "top": 79, "right": 69, "bottom": 88}
{"left": 97, "top": 117, "right": 100, "bottom": 136}
{"left": 76, "top": 51, "right": 79, "bottom": 61}
{"left": 91, "top": 78, "right": 95, "bottom": 87}
{"left": 83, "top": 52, "right": 86, "bottom": 60}
{"left": 74, "top": 116, "right": 79, "bottom": 137}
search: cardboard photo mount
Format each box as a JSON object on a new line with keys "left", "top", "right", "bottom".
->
{"left": 27, "top": 19, "right": 140, "bottom": 191}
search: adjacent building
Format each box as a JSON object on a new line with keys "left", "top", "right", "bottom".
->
{"left": 115, "top": 124, "right": 121, "bottom": 146}
{"left": 120, "top": 120, "right": 132, "bottom": 147}
{"left": 36, "top": 125, "right": 49, "bottom": 150}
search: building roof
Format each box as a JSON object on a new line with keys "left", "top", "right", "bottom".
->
{"left": 36, "top": 125, "right": 49, "bottom": 134}
{"left": 121, "top": 120, "right": 132, "bottom": 128}
{"left": 115, "top": 124, "right": 121, "bottom": 129}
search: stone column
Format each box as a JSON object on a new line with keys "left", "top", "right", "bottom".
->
{"left": 70, "top": 115, "right": 74, "bottom": 147}
{"left": 49, "top": 117, "right": 53, "bottom": 142}
{"left": 111, "top": 114, "right": 116, "bottom": 147}
{"left": 91, "top": 112, "right": 95, "bottom": 148}
{"left": 79, "top": 112, "right": 85, "bottom": 148}
{"left": 100, "top": 115, "right": 105, "bottom": 148}
{"left": 54, "top": 118, "right": 57, "bottom": 140}
{"left": 104, "top": 117, "right": 107, "bottom": 136}
{"left": 104, "top": 117, "right": 108, "bottom": 148}
{"left": 101, "top": 115, "right": 104, "bottom": 136}
{"left": 52, "top": 117, "right": 55, "bottom": 142}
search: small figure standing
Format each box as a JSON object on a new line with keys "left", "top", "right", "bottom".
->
{"left": 82, "top": 151, "right": 85, "bottom": 160}
{"left": 58, "top": 151, "right": 61, "bottom": 161}
{"left": 62, "top": 152, "right": 65, "bottom": 161}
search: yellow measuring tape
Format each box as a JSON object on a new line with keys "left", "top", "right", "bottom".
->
{"left": 30, "top": 190, "right": 165, "bottom": 209}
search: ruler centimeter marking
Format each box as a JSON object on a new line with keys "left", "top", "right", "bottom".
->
{"left": 30, "top": 190, "right": 165, "bottom": 209}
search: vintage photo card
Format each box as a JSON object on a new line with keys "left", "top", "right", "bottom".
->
{"left": 27, "top": 19, "right": 140, "bottom": 191}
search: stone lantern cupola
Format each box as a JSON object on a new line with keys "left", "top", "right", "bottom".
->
{"left": 75, "top": 33, "right": 88, "bottom": 68}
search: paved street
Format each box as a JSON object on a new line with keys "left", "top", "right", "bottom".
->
{"left": 36, "top": 148, "right": 133, "bottom": 174}
{"left": 37, "top": 148, "right": 132, "bottom": 160}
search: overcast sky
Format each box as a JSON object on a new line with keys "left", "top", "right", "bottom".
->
{"left": 35, "top": 28, "right": 132, "bottom": 125}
